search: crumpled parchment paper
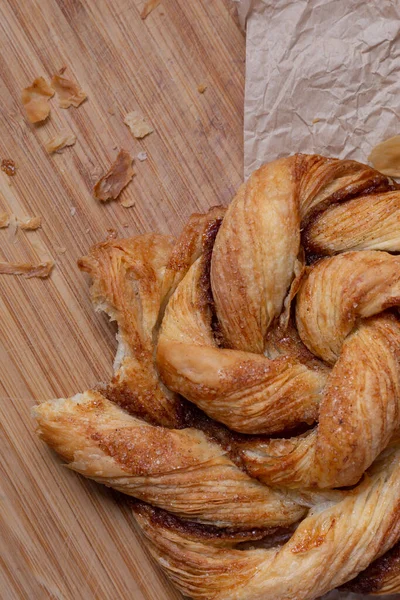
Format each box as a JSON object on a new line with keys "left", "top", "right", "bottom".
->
{"left": 238, "top": 0, "right": 400, "bottom": 179}
{"left": 234, "top": 1, "right": 400, "bottom": 598}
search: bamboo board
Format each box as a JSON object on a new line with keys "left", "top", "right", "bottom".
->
{"left": 0, "top": 1, "right": 244, "bottom": 597}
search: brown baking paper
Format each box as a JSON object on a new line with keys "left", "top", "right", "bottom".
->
{"left": 234, "top": 1, "right": 400, "bottom": 598}
{"left": 238, "top": 0, "right": 400, "bottom": 179}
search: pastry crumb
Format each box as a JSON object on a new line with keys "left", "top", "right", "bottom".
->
{"left": 21, "top": 77, "right": 54, "bottom": 123}
{"left": 369, "top": 135, "right": 400, "bottom": 177}
{"left": 137, "top": 151, "right": 148, "bottom": 161}
{"left": 121, "top": 198, "right": 135, "bottom": 208}
{"left": 141, "top": 0, "right": 162, "bottom": 19}
{"left": 124, "top": 111, "right": 154, "bottom": 139}
{"left": 93, "top": 150, "right": 134, "bottom": 202}
{"left": 18, "top": 216, "right": 42, "bottom": 230}
{"left": 197, "top": 83, "right": 207, "bottom": 94}
{"left": 51, "top": 74, "right": 87, "bottom": 108}
{"left": 56, "top": 246, "right": 67, "bottom": 254}
{"left": 108, "top": 107, "right": 116, "bottom": 115}
{"left": 70, "top": 207, "right": 77, "bottom": 216}
{"left": 0, "top": 260, "right": 54, "bottom": 278}
{"left": 106, "top": 228, "right": 117, "bottom": 239}
{"left": 45, "top": 130, "right": 76, "bottom": 153}
{"left": 0, "top": 213, "right": 10, "bottom": 228}
{"left": 1, "top": 159, "right": 17, "bottom": 176}
{"left": 8, "top": 214, "right": 17, "bottom": 239}
{"left": 312, "top": 118, "right": 321, "bottom": 124}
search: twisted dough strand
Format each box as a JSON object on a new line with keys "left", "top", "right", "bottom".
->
{"left": 134, "top": 444, "right": 400, "bottom": 600}
{"left": 33, "top": 391, "right": 307, "bottom": 529}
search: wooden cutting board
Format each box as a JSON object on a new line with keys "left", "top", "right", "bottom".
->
{"left": 0, "top": 1, "right": 244, "bottom": 597}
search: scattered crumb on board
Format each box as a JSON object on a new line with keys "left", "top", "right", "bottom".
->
{"left": 137, "top": 151, "right": 148, "bottom": 161}
{"left": 0, "top": 213, "right": 10, "bottom": 228}
{"left": 51, "top": 74, "right": 87, "bottom": 109}
{"left": 0, "top": 214, "right": 42, "bottom": 231}
{"left": 197, "top": 83, "right": 207, "bottom": 94}
{"left": 312, "top": 118, "right": 321, "bottom": 124}
{"left": 0, "top": 260, "right": 54, "bottom": 278}
{"left": 21, "top": 77, "right": 54, "bottom": 123}
{"left": 18, "top": 216, "right": 42, "bottom": 230}
{"left": 45, "top": 131, "right": 76, "bottom": 153}
{"left": 141, "top": 0, "right": 162, "bottom": 19}
{"left": 124, "top": 111, "right": 154, "bottom": 139}
{"left": 93, "top": 150, "right": 134, "bottom": 202}
{"left": 121, "top": 198, "right": 135, "bottom": 208}
{"left": 1, "top": 159, "right": 17, "bottom": 176}
{"left": 70, "top": 207, "right": 77, "bottom": 216}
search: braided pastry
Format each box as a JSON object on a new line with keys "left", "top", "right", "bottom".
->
{"left": 34, "top": 154, "right": 400, "bottom": 599}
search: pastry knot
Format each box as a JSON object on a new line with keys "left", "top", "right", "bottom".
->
{"left": 34, "top": 155, "right": 400, "bottom": 599}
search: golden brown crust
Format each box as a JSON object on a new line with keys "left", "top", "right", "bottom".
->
{"left": 297, "top": 154, "right": 396, "bottom": 225}
{"left": 211, "top": 159, "right": 301, "bottom": 353}
{"left": 34, "top": 154, "right": 400, "bottom": 599}
{"left": 304, "top": 191, "right": 400, "bottom": 255}
{"left": 78, "top": 233, "right": 181, "bottom": 427}
{"left": 133, "top": 446, "right": 400, "bottom": 600}
{"left": 33, "top": 391, "right": 307, "bottom": 529}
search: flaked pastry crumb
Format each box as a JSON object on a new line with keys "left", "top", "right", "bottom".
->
{"left": 21, "top": 77, "right": 54, "bottom": 123}
{"left": 141, "top": 0, "right": 162, "bottom": 19}
{"left": 51, "top": 74, "right": 87, "bottom": 109}
{"left": 124, "top": 111, "right": 154, "bottom": 139}
{"left": 93, "top": 150, "right": 135, "bottom": 202}
{"left": 45, "top": 131, "right": 76, "bottom": 153}
{"left": 0, "top": 260, "right": 54, "bottom": 278}
{"left": 18, "top": 216, "right": 42, "bottom": 230}
{"left": 0, "top": 213, "right": 10, "bottom": 228}
{"left": 121, "top": 198, "right": 136, "bottom": 208}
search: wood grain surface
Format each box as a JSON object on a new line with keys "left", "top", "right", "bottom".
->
{"left": 0, "top": 1, "right": 244, "bottom": 597}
